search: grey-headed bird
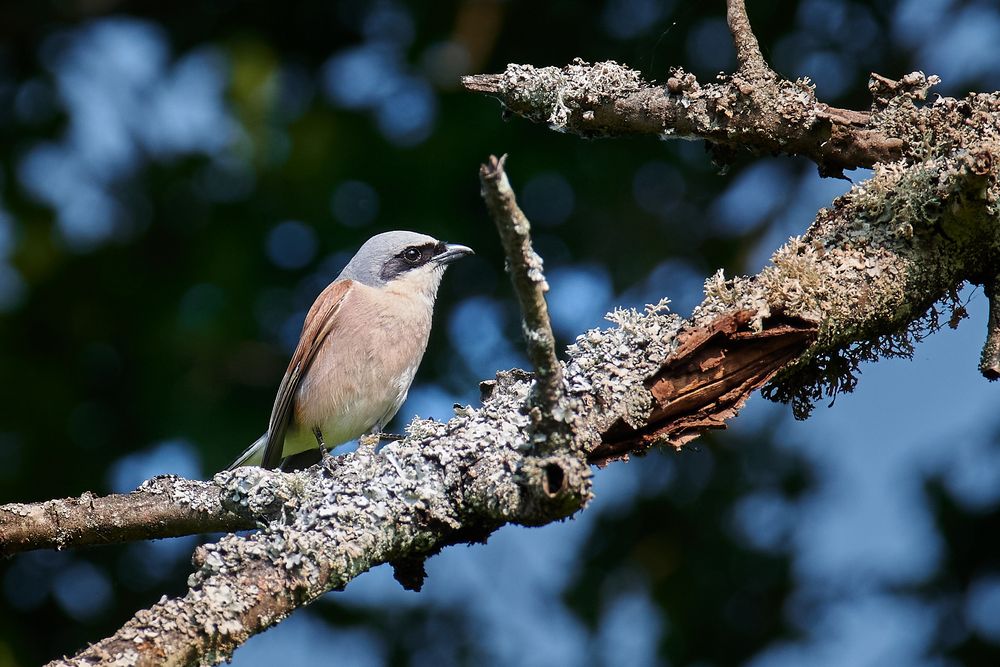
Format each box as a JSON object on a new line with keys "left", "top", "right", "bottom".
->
{"left": 229, "top": 230, "right": 473, "bottom": 470}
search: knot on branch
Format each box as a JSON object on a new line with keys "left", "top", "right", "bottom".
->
{"left": 479, "top": 367, "right": 535, "bottom": 402}
{"left": 389, "top": 554, "right": 429, "bottom": 592}
{"left": 960, "top": 144, "right": 998, "bottom": 179}
{"left": 516, "top": 454, "right": 592, "bottom": 526}
{"left": 666, "top": 70, "right": 699, "bottom": 95}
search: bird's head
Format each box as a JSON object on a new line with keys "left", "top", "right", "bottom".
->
{"left": 338, "top": 230, "right": 474, "bottom": 301}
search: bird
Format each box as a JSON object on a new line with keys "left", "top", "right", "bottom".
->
{"left": 229, "top": 230, "right": 473, "bottom": 470}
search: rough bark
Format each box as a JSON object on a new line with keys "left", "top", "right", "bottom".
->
{"left": 458, "top": 4, "right": 962, "bottom": 179}
{"left": 46, "top": 416, "right": 593, "bottom": 666}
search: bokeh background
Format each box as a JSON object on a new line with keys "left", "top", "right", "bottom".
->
{"left": 1, "top": 0, "right": 999, "bottom": 665}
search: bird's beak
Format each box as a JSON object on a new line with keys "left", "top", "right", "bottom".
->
{"left": 434, "top": 243, "right": 475, "bottom": 265}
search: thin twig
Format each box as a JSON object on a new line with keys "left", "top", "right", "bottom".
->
{"left": 478, "top": 155, "right": 564, "bottom": 416}
{"left": 981, "top": 272, "right": 1000, "bottom": 380}
{"left": 726, "top": 0, "right": 775, "bottom": 78}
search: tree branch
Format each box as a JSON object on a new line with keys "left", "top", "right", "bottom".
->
{"left": 49, "top": 372, "right": 596, "bottom": 665}
{"left": 462, "top": 59, "right": 906, "bottom": 176}
{"left": 458, "top": 2, "right": 966, "bottom": 177}
{"left": 0, "top": 476, "right": 253, "bottom": 556}
{"left": 478, "top": 154, "right": 567, "bottom": 448}
{"left": 33, "top": 132, "right": 1000, "bottom": 660}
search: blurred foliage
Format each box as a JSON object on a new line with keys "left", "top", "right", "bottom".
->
{"left": 1, "top": 0, "right": 1000, "bottom": 665}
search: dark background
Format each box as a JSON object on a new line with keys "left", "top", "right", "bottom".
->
{"left": 1, "top": 0, "right": 999, "bottom": 665}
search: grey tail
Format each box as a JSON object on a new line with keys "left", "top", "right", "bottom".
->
{"left": 227, "top": 433, "right": 266, "bottom": 470}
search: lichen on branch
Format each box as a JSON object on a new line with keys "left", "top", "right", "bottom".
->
{"left": 696, "top": 143, "right": 1000, "bottom": 415}
{"left": 463, "top": 59, "right": 904, "bottom": 176}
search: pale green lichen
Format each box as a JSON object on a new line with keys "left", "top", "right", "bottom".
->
{"left": 564, "top": 307, "right": 683, "bottom": 432}
{"left": 690, "top": 98, "right": 1000, "bottom": 417}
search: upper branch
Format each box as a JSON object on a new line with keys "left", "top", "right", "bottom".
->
{"left": 462, "top": 60, "right": 905, "bottom": 176}
{"left": 460, "top": 0, "right": 950, "bottom": 176}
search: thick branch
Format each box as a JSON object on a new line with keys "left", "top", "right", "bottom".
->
{"left": 478, "top": 154, "right": 565, "bottom": 426}
{"left": 0, "top": 476, "right": 253, "bottom": 556}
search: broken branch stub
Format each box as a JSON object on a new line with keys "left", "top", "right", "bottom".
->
{"left": 726, "top": 0, "right": 776, "bottom": 80}
{"left": 981, "top": 271, "right": 1000, "bottom": 381}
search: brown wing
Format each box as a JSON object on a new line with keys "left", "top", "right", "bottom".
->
{"left": 260, "top": 279, "right": 354, "bottom": 469}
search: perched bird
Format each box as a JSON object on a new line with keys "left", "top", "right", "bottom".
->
{"left": 229, "top": 230, "right": 473, "bottom": 470}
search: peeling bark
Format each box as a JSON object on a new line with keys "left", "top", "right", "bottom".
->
{"left": 592, "top": 313, "right": 818, "bottom": 465}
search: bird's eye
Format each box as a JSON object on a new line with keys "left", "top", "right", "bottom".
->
{"left": 402, "top": 247, "right": 422, "bottom": 264}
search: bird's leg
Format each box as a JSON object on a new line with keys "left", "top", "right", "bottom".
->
{"left": 312, "top": 427, "right": 328, "bottom": 458}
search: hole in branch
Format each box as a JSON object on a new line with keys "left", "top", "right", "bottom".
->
{"left": 543, "top": 463, "right": 565, "bottom": 496}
